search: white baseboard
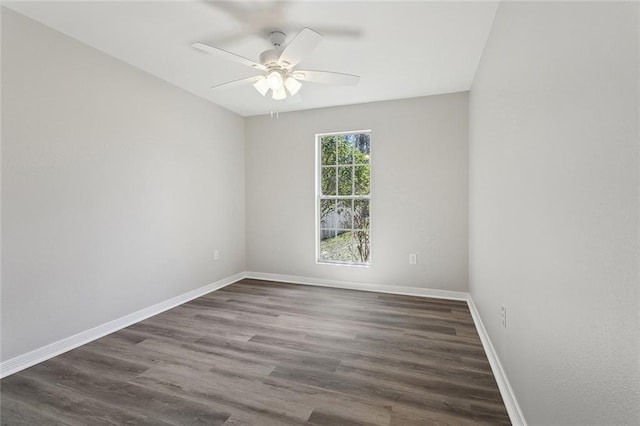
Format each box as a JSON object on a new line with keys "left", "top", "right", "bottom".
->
{"left": 244, "top": 271, "right": 469, "bottom": 301}
{"left": 247, "top": 272, "right": 525, "bottom": 424}
{"left": 467, "top": 295, "right": 527, "bottom": 426}
{"left": 1, "top": 270, "right": 526, "bottom": 426}
{"left": 0, "top": 272, "right": 245, "bottom": 379}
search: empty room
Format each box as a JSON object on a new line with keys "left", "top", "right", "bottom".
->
{"left": 1, "top": 1, "right": 638, "bottom": 425}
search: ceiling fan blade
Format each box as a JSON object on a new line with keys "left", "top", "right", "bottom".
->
{"left": 293, "top": 70, "right": 360, "bottom": 86}
{"left": 297, "top": 26, "right": 363, "bottom": 39}
{"left": 278, "top": 28, "right": 323, "bottom": 69}
{"left": 211, "top": 75, "right": 263, "bottom": 90}
{"left": 205, "top": 1, "right": 286, "bottom": 36}
{"left": 192, "top": 42, "right": 267, "bottom": 71}
{"left": 200, "top": 30, "right": 255, "bottom": 49}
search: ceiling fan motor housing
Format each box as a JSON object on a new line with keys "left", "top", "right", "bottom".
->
{"left": 259, "top": 49, "right": 282, "bottom": 67}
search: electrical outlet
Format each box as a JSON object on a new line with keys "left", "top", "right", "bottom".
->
{"left": 409, "top": 253, "right": 417, "bottom": 264}
{"left": 213, "top": 250, "right": 219, "bottom": 261}
{"left": 500, "top": 305, "right": 507, "bottom": 328}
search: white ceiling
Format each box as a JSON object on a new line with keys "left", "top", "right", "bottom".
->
{"left": 4, "top": 1, "right": 499, "bottom": 117}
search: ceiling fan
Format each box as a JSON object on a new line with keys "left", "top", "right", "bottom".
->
{"left": 192, "top": 28, "right": 360, "bottom": 101}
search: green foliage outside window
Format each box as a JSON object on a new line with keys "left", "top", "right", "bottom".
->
{"left": 319, "top": 133, "right": 371, "bottom": 264}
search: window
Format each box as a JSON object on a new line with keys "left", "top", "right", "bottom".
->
{"left": 316, "top": 131, "right": 371, "bottom": 265}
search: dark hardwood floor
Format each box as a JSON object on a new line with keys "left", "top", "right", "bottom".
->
{"left": 0, "top": 279, "right": 510, "bottom": 425}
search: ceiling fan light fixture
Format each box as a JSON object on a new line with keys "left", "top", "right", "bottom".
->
{"left": 253, "top": 77, "right": 269, "bottom": 96}
{"left": 272, "top": 86, "right": 287, "bottom": 100}
{"left": 284, "top": 76, "right": 302, "bottom": 95}
{"left": 196, "top": 27, "right": 361, "bottom": 104}
{"left": 266, "top": 71, "right": 284, "bottom": 91}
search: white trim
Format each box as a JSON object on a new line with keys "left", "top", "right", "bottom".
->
{"left": 0, "top": 272, "right": 245, "bottom": 379}
{"left": 315, "top": 130, "right": 373, "bottom": 266}
{"left": 246, "top": 271, "right": 525, "bottom": 425}
{"left": 467, "top": 295, "right": 528, "bottom": 426}
{"left": 315, "top": 129, "right": 372, "bottom": 138}
{"left": 244, "top": 271, "right": 468, "bottom": 301}
{"left": 0, "top": 269, "right": 526, "bottom": 426}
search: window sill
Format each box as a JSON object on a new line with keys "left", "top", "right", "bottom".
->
{"left": 316, "top": 260, "right": 371, "bottom": 268}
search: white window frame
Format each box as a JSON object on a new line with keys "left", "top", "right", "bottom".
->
{"left": 315, "top": 129, "right": 372, "bottom": 266}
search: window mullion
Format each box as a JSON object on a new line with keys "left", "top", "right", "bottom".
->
{"left": 317, "top": 131, "right": 370, "bottom": 265}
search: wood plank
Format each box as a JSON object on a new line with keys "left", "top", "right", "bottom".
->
{"left": 0, "top": 279, "right": 510, "bottom": 425}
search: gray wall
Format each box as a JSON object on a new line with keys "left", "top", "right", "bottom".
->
{"left": 469, "top": 2, "right": 639, "bottom": 424}
{"left": 4, "top": 4, "right": 638, "bottom": 424}
{"left": 246, "top": 94, "right": 469, "bottom": 292}
{"left": 1, "top": 9, "right": 246, "bottom": 361}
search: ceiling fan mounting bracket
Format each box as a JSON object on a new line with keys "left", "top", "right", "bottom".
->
{"left": 268, "top": 31, "right": 286, "bottom": 48}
